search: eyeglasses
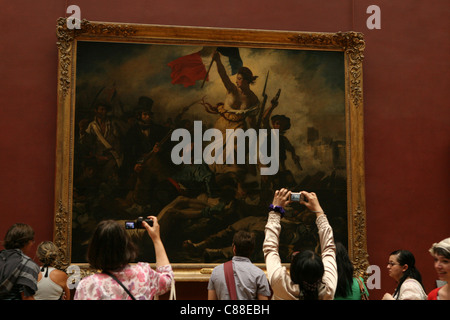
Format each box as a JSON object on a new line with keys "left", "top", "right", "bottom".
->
{"left": 387, "top": 262, "right": 400, "bottom": 267}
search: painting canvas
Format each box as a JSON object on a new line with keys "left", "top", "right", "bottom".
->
{"left": 54, "top": 19, "right": 369, "bottom": 277}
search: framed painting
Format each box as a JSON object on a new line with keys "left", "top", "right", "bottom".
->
{"left": 54, "top": 18, "right": 369, "bottom": 280}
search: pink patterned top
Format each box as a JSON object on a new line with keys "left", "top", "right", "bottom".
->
{"left": 74, "top": 263, "right": 173, "bottom": 300}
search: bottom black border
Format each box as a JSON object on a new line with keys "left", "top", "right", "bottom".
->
{"left": 0, "top": 300, "right": 442, "bottom": 318}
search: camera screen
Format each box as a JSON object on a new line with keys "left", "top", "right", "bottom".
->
{"left": 290, "top": 193, "right": 300, "bottom": 201}
{"left": 125, "top": 222, "right": 136, "bottom": 229}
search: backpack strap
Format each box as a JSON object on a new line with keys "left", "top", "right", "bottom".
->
{"left": 224, "top": 260, "right": 237, "bottom": 300}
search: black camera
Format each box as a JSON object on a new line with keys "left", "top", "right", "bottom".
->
{"left": 125, "top": 216, "right": 153, "bottom": 229}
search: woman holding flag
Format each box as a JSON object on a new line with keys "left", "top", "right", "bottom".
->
{"left": 211, "top": 50, "right": 260, "bottom": 132}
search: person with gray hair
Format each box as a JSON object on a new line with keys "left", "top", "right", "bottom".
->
{"left": 427, "top": 237, "right": 450, "bottom": 300}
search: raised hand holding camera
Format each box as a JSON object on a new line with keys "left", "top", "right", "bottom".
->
{"left": 299, "top": 191, "right": 324, "bottom": 216}
{"left": 272, "top": 189, "right": 324, "bottom": 217}
{"left": 272, "top": 188, "right": 291, "bottom": 208}
{"left": 125, "top": 216, "right": 153, "bottom": 229}
{"left": 142, "top": 216, "right": 163, "bottom": 244}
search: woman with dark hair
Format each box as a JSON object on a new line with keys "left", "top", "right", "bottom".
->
{"left": 206, "top": 51, "right": 260, "bottom": 133}
{"left": 74, "top": 216, "right": 173, "bottom": 300}
{"left": 201, "top": 50, "right": 260, "bottom": 181}
{"left": 214, "top": 51, "right": 259, "bottom": 118}
{"left": 0, "top": 223, "right": 40, "bottom": 300}
{"left": 263, "top": 188, "right": 337, "bottom": 300}
{"left": 289, "top": 250, "right": 325, "bottom": 300}
{"left": 382, "top": 249, "right": 426, "bottom": 300}
{"left": 427, "top": 237, "right": 450, "bottom": 300}
{"left": 334, "top": 242, "right": 369, "bottom": 300}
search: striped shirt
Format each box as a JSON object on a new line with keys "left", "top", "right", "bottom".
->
{"left": 0, "top": 249, "right": 39, "bottom": 299}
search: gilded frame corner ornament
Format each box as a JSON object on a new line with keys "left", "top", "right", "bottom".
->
{"left": 54, "top": 18, "right": 369, "bottom": 279}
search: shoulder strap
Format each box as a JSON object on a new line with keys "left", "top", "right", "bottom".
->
{"left": 224, "top": 260, "right": 237, "bottom": 300}
{"left": 104, "top": 271, "right": 136, "bottom": 300}
{"left": 355, "top": 277, "right": 369, "bottom": 300}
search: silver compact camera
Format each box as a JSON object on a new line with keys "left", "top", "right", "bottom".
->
{"left": 290, "top": 192, "right": 306, "bottom": 202}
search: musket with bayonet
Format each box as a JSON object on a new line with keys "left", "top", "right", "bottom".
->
{"left": 256, "top": 71, "right": 269, "bottom": 129}
{"left": 259, "top": 88, "right": 281, "bottom": 130}
{"left": 271, "top": 88, "right": 281, "bottom": 108}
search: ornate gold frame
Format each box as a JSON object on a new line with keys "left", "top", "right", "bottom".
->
{"left": 54, "top": 18, "right": 369, "bottom": 280}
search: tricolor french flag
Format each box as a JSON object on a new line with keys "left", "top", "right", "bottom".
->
{"left": 168, "top": 47, "right": 243, "bottom": 88}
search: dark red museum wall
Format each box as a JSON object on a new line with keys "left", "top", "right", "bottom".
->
{"left": 0, "top": 1, "right": 448, "bottom": 301}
